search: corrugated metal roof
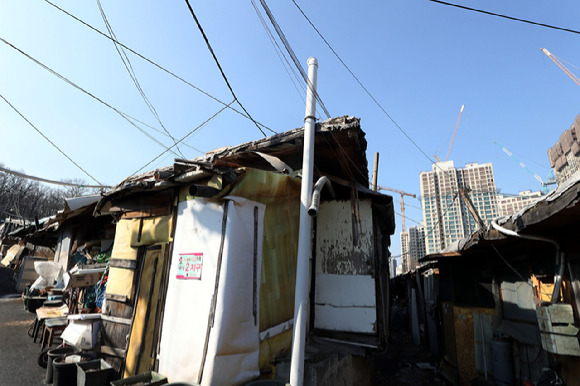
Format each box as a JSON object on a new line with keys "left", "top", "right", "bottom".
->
{"left": 96, "top": 116, "right": 370, "bottom": 213}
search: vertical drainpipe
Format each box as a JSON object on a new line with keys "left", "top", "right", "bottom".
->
{"left": 289, "top": 57, "right": 319, "bottom": 386}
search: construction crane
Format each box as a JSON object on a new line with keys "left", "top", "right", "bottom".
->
{"left": 541, "top": 48, "right": 580, "bottom": 87}
{"left": 446, "top": 104, "right": 465, "bottom": 161}
{"left": 377, "top": 185, "right": 417, "bottom": 232}
{"left": 434, "top": 104, "right": 465, "bottom": 162}
{"left": 493, "top": 141, "right": 556, "bottom": 193}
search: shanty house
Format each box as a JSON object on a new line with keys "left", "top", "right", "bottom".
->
{"left": 415, "top": 171, "right": 580, "bottom": 385}
{"left": 94, "top": 116, "right": 395, "bottom": 384}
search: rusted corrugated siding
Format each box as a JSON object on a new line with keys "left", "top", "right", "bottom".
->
{"left": 228, "top": 168, "right": 301, "bottom": 367}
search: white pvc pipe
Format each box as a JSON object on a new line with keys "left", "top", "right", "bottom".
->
{"left": 289, "top": 57, "right": 319, "bottom": 386}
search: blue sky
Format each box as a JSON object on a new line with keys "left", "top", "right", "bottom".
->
{"left": 1, "top": 1, "right": 579, "bottom": 259}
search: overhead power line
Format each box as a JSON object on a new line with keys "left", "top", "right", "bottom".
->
{"left": 428, "top": 0, "right": 580, "bottom": 35}
{"left": 258, "top": 0, "right": 331, "bottom": 120}
{"left": 42, "top": 0, "right": 275, "bottom": 135}
{"left": 291, "top": 0, "right": 439, "bottom": 168}
{"left": 250, "top": 0, "right": 307, "bottom": 106}
{"left": 184, "top": 0, "right": 268, "bottom": 137}
{"left": 0, "top": 36, "right": 181, "bottom": 157}
{"left": 0, "top": 94, "right": 105, "bottom": 186}
{"left": 132, "top": 99, "right": 235, "bottom": 176}
{"left": 0, "top": 165, "right": 111, "bottom": 189}
{"left": 96, "top": 0, "right": 185, "bottom": 158}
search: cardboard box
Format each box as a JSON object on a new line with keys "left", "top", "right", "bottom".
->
{"left": 61, "top": 314, "right": 102, "bottom": 349}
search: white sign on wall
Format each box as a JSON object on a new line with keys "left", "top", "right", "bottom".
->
{"left": 176, "top": 253, "right": 203, "bottom": 280}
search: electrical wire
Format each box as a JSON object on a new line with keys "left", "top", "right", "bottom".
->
{"left": 428, "top": 0, "right": 580, "bottom": 36}
{"left": 0, "top": 36, "right": 181, "bottom": 157}
{"left": 0, "top": 165, "right": 110, "bottom": 189}
{"left": 394, "top": 210, "right": 422, "bottom": 227}
{"left": 42, "top": 0, "right": 276, "bottom": 135}
{"left": 291, "top": 0, "right": 439, "bottom": 169}
{"left": 184, "top": 0, "right": 269, "bottom": 137}
{"left": 96, "top": 0, "right": 186, "bottom": 158}
{"left": 132, "top": 99, "right": 235, "bottom": 176}
{"left": 258, "top": 0, "right": 331, "bottom": 120}
{"left": 0, "top": 93, "right": 105, "bottom": 187}
{"left": 250, "top": 0, "right": 307, "bottom": 107}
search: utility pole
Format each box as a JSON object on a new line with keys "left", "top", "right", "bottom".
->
{"left": 371, "top": 152, "right": 379, "bottom": 191}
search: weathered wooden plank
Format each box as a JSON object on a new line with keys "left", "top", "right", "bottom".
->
{"left": 109, "top": 259, "right": 138, "bottom": 269}
{"left": 116, "top": 206, "right": 171, "bottom": 218}
{"left": 105, "top": 293, "right": 129, "bottom": 304}
{"left": 102, "top": 314, "right": 133, "bottom": 326}
{"left": 102, "top": 321, "right": 131, "bottom": 349}
{"left": 100, "top": 345, "right": 126, "bottom": 358}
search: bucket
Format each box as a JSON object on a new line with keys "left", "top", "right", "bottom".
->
{"left": 45, "top": 347, "right": 76, "bottom": 385}
{"left": 53, "top": 356, "right": 80, "bottom": 386}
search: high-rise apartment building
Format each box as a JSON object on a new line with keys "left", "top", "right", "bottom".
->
{"left": 420, "top": 161, "right": 499, "bottom": 255}
{"left": 400, "top": 231, "right": 410, "bottom": 272}
{"left": 389, "top": 258, "right": 398, "bottom": 278}
{"left": 408, "top": 225, "right": 426, "bottom": 270}
{"left": 401, "top": 226, "right": 427, "bottom": 273}
{"left": 548, "top": 114, "right": 580, "bottom": 186}
{"left": 497, "top": 190, "right": 542, "bottom": 217}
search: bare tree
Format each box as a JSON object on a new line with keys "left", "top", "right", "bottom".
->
{"left": 0, "top": 166, "right": 100, "bottom": 220}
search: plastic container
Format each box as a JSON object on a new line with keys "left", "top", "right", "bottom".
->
{"left": 110, "top": 371, "right": 168, "bottom": 386}
{"left": 45, "top": 347, "right": 77, "bottom": 384}
{"left": 53, "top": 356, "right": 80, "bottom": 386}
{"left": 26, "top": 296, "right": 47, "bottom": 313}
{"left": 77, "top": 359, "right": 114, "bottom": 386}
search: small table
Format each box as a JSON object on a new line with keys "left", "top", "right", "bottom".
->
{"left": 34, "top": 305, "right": 69, "bottom": 344}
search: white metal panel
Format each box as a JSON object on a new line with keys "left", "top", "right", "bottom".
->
{"left": 314, "top": 200, "right": 378, "bottom": 335}
{"left": 315, "top": 200, "right": 374, "bottom": 275}
{"left": 314, "top": 274, "right": 376, "bottom": 333}
{"left": 315, "top": 274, "right": 376, "bottom": 307}
{"left": 314, "top": 305, "right": 376, "bottom": 333}
{"left": 158, "top": 197, "right": 264, "bottom": 385}
{"left": 54, "top": 227, "right": 72, "bottom": 271}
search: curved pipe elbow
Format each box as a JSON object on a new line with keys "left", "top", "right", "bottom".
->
{"left": 308, "top": 176, "right": 335, "bottom": 217}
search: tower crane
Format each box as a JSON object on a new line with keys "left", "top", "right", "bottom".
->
{"left": 434, "top": 104, "right": 465, "bottom": 162}
{"left": 541, "top": 48, "right": 580, "bottom": 87}
{"left": 493, "top": 141, "right": 556, "bottom": 193}
{"left": 377, "top": 186, "right": 417, "bottom": 232}
{"left": 446, "top": 104, "right": 465, "bottom": 161}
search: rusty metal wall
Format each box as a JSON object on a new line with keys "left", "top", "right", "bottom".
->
{"left": 314, "top": 200, "right": 377, "bottom": 335}
{"left": 315, "top": 200, "right": 374, "bottom": 276}
{"left": 228, "top": 168, "right": 302, "bottom": 368}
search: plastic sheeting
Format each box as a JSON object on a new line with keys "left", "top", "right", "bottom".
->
{"left": 158, "top": 197, "right": 264, "bottom": 385}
